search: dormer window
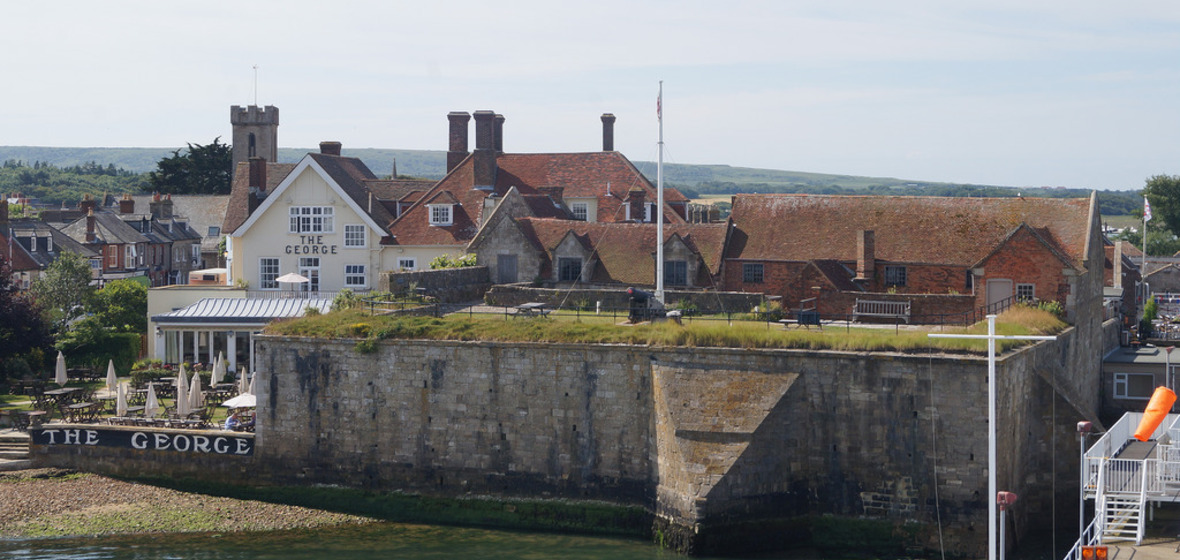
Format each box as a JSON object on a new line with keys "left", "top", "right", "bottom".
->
{"left": 429, "top": 204, "right": 453, "bottom": 226}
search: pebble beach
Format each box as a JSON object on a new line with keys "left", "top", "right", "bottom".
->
{"left": 0, "top": 468, "right": 375, "bottom": 539}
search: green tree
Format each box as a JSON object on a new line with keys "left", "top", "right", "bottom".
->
{"left": 30, "top": 251, "right": 94, "bottom": 331}
{"left": 91, "top": 279, "right": 147, "bottom": 333}
{"left": 1143, "top": 174, "right": 1180, "bottom": 239}
{"left": 148, "top": 137, "right": 233, "bottom": 195}
{"left": 0, "top": 257, "right": 53, "bottom": 384}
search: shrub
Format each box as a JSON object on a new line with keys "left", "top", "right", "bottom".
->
{"left": 332, "top": 289, "right": 363, "bottom": 312}
{"left": 304, "top": 306, "right": 322, "bottom": 317}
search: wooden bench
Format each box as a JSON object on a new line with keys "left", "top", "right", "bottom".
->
{"left": 852, "top": 299, "right": 911, "bottom": 323}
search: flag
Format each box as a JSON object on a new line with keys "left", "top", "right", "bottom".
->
{"left": 1145, "top": 197, "right": 1153, "bottom": 222}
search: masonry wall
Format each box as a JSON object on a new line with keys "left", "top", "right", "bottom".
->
{"left": 483, "top": 284, "right": 763, "bottom": 314}
{"left": 379, "top": 266, "right": 491, "bottom": 303}
{"left": 253, "top": 328, "right": 1097, "bottom": 557}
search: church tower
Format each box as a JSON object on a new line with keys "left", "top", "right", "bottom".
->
{"left": 230, "top": 105, "right": 279, "bottom": 170}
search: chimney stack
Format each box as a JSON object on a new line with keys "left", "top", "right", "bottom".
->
{"left": 494, "top": 114, "right": 505, "bottom": 152}
{"left": 1114, "top": 241, "right": 1124, "bottom": 290}
{"left": 79, "top": 194, "right": 96, "bottom": 215}
{"left": 119, "top": 193, "right": 135, "bottom": 214}
{"left": 248, "top": 156, "right": 267, "bottom": 214}
{"left": 856, "top": 230, "right": 875, "bottom": 281}
{"left": 319, "top": 141, "right": 342, "bottom": 156}
{"left": 472, "top": 111, "right": 498, "bottom": 188}
{"left": 85, "top": 209, "right": 96, "bottom": 243}
{"left": 601, "top": 113, "right": 616, "bottom": 151}
{"left": 628, "top": 187, "right": 646, "bottom": 222}
{"left": 446, "top": 111, "right": 471, "bottom": 173}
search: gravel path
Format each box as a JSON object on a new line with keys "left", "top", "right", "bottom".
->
{"left": 0, "top": 468, "right": 375, "bottom": 538}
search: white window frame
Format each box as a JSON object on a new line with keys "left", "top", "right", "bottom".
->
{"left": 288, "top": 206, "right": 335, "bottom": 234}
{"left": 259, "top": 257, "right": 280, "bottom": 290}
{"left": 1017, "top": 283, "right": 1035, "bottom": 302}
{"left": 344, "top": 224, "right": 366, "bottom": 248}
{"left": 89, "top": 258, "right": 102, "bottom": 270}
{"left": 429, "top": 204, "right": 453, "bottom": 226}
{"left": 645, "top": 202, "right": 655, "bottom": 223}
{"left": 107, "top": 248, "right": 119, "bottom": 268}
{"left": 1114, "top": 372, "right": 1156, "bottom": 400}
{"left": 571, "top": 202, "right": 588, "bottom": 221}
{"left": 124, "top": 245, "right": 136, "bottom": 269}
{"left": 344, "top": 264, "right": 367, "bottom": 288}
{"left": 397, "top": 257, "right": 417, "bottom": 271}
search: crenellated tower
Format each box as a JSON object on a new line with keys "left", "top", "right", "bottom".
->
{"left": 230, "top": 105, "right": 279, "bottom": 170}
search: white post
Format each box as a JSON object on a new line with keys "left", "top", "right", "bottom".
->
{"left": 929, "top": 316, "right": 1055, "bottom": 560}
{"left": 655, "top": 80, "right": 665, "bottom": 305}
{"left": 227, "top": 333, "right": 238, "bottom": 374}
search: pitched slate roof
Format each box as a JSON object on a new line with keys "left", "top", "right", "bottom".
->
{"left": 514, "top": 218, "right": 729, "bottom": 286}
{"left": 389, "top": 151, "right": 687, "bottom": 246}
{"left": 726, "top": 194, "right": 1094, "bottom": 269}
{"left": 60, "top": 210, "right": 151, "bottom": 246}
{"left": 132, "top": 194, "right": 230, "bottom": 253}
{"left": 4, "top": 219, "right": 98, "bottom": 271}
{"left": 223, "top": 161, "right": 297, "bottom": 233}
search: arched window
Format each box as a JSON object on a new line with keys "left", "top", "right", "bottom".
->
{"left": 248, "top": 133, "right": 257, "bottom": 157}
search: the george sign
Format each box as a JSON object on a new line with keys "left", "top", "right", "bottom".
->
{"left": 285, "top": 235, "right": 337, "bottom": 255}
{"left": 32, "top": 427, "right": 253, "bottom": 456}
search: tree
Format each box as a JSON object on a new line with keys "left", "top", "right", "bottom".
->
{"left": 1142, "top": 174, "right": 1180, "bottom": 240}
{"left": 30, "top": 251, "right": 94, "bottom": 331}
{"left": 0, "top": 258, "right": 53, "bottom": 384}
{"left": 91, "top": 279, "right": 147, "bottom": 333}
{"left": 148, "top": 137, "right": 233, "bottom": 195}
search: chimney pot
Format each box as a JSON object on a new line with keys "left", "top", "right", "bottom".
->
{"left": 319, "top": 141, "right": 342, "bottom": 156}
{"left": 601, "top": 113, "right": 616, "bottom": 151}
{"left": 494, "top": 114, "right": 505, "bottom": 152}
{"left": 119, "top": 193, "right": 135, "bottom": 214}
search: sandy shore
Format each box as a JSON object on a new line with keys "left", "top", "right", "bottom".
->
{"left": 0, "top": 468, "right": 375, "bottom": 539}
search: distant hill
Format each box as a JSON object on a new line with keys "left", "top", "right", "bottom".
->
{"left": 0, "top": 145, "right": 1141, "bottom": 216}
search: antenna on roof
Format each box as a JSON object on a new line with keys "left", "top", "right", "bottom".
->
{"left": 252, "top": 64, "right": 259, "bottom": 106}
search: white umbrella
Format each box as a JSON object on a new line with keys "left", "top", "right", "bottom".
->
{"left": 276, "top": 272, "right": 310, "bottom": 284}
{"left": 176, "top": 373, "right": 190, "bottom": 417}
{"left": 212, "top": 352, "right": 226, "bottom": 385}
{"left": 248, "top": 373, "right": 256, "bottom": 396}
{"left": 189, "top": 370, "right": 204, "bottom": 410}
{"left": 238, "top": 370, "right": 249, "bottom": 395}
{"left": 220, "top": 393, "right": 256, "bottom": 408}
{"left": 145, "top": 383, "right": 160, "bottom": 417}
{"left": 116, "top": 382, "right": 128, "bottom": 417}
{"left": 176, "top": 363, "right": 188, "bottom": 390}
{"left": 105, "top": 360, "right": 117, "bottom": 393}
{"left": 54, "top": 351, "right": 67, "bottom": 386}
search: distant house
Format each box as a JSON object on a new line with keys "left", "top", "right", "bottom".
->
{"left": 132, "top": 193, "right": 230, "bottom": 270}
{"left": 0, "top": 201, "right": 98, "bottom": 289}
{"left": 723, "top": 193, "right": 1104, "bottom": 323}
{"left": 386, "top": 110, "right": 688, "bottom": 270}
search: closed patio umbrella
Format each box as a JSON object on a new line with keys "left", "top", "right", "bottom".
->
{"left": 176, "top": 363, "right": 188, "bottom": 390}
{"left": 176, "top": 372, "right": 190, "bottom": 417}
{"left": 55, "top": 351, "right": 67, "bottom": 386}
{"left": 212, "top": 352, "right": 225, "bottom": 385}
{"left": 145, "top": 383, "right": 160, "bottom": 418}
{"left": 116, "top": 382, "right": 128, "bottom": 417}
{"left": 189, "top": 370, "right": 203, "bottom": 410}
{"left": 238, "top": 370, "right": 249, "bottom": 395}
{"left": 106, "top": 360, "right": 117, "bottom": 394}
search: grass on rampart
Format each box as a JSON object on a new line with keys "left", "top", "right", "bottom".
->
{"left": 264, "top": 305, "right": 1067, "bottom": 355}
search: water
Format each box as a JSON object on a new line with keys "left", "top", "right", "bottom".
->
{"left": 0, "top": 523, "right": 757, "bottom": 560}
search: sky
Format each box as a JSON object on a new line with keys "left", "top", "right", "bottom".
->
{"left": 2, "top": 1, "right": 1179, "bottom": 190}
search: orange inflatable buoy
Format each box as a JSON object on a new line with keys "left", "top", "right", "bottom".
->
{"left": 1134, "top": 386, "right": 1177, "bottom": 441}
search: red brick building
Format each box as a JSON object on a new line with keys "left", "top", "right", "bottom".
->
{"left": 723, "top": 194, "right": 1104, "bottom": 323}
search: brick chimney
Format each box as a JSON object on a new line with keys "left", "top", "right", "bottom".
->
{"left": 1114, "top": 241, "right": 1124, "bottom": 290}
{"left": 319, "top": 141, "right": 342, "bottom": 156}
{"left": 601, "top": 113, "right": 616, "bottom": 151}
{"left": 79, "top": 194, "right": 96, "bottom": 215}
{"left": 447, "top": 111, "right": 471, "bottom": 173}
{"left": 85, "top": 209, "right": 96, "bottom": 243}
{"left": 472, "top": 111, "right": 498, "bottom": 188}
{"left": 119, "top": 193, "right": 135, "bottom": 214}
{"left": 0, "top": 200, "right": 8, "bottom": 233}
{"left": 248, "top": 156, "right": 267, "bottom": 214}
{"left": 628, "top": 187, "right": 646, "bottom": 222}
{"left": 856, "top": 230, "right": 875, "bottom": 281}
{"left": 494, "top": 114, "right": 505, "bottom": 152}
{"left": 149, "top": 192, "right": 174, "bottom": 219}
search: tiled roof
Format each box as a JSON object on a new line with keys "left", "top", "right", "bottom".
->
{"left": 365, "top": 179, "right": 435, "bottom": 202}
{"left": 0, "top": 232, "right": 42, "bottom": 272}
{"left": 224, "top": 161, "right": 296, "bottom": 233}
{"left": 389, "top": 150, "right": 687, "bottom": 246}
{"left": 60, "top": 210, "right": 151, "bottom": 246}
{"left": 306, "top": 153, "right": 397, "bottom": 230}
{"left": 5, "top": 219, "right": 98, "bottom": 270}
{"left": 515, "top": 218, "right": 728, "bottom": 286}
{"left": 132, "top": 194, "right": 230, "bottom": 252}
{"left": 726, "top": 194, "right": 1094, "bottom": 269}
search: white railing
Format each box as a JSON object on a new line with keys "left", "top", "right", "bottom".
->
{"left": 1062, "top": 515, "right": 1102, "bottom": 560}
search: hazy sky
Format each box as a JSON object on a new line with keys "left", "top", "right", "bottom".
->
{"left": 2, "top": 1, "right": 1178, "bottom": 190}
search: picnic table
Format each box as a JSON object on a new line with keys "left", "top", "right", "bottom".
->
{"left": 64, "top": 402, "right": 100, "bottom": 423}
{"left": 43, "top": 387, "right": 82, "bottom": 406}
{"left": 514, "top": 302, "right": 551, "bottom": 318}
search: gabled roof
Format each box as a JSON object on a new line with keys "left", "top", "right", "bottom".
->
{"left": 0, "top": 232, "right": 42, "bottom": 272}
{"left": 5, "top": 219, "right": 98, "bottom": 270}
{"left": 513, "top": 218, "right": 729, "bottom": 286}
{"left": 224, "top": 161, "right": 296, "bottom": 233}
{"left": 971, "top": 223, "right": 1079, "bottom": 271}
{"left": 132, "top": 194, "right": 230, "bottom": 252}
{"left": 60, "top": 210, "right": 151, "bottom": 246}
{"left": 726, "top": 194, "right": 1094, "bottom": 269}
{"left": 389, "top": 150, "right": 687, "bottom": 247}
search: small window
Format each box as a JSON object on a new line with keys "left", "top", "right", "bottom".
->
{"left": 1017, "top": 283, "right": 1035, "bottom": 302}
{"left": 344, "top": 224, "right": 366, "bottom": 248}
{"left": 208, "top": 226, "right": 220, "bottom": 237}
{"left": 884, "top": 265, "right": 907, "bottom": 287}
{"left": 289, "top": 206, "right": 335, "bottom": 233}
{"left": 124, "top": 245, "right": 136, "bottom": 269}
{"left": 345, "top": 264, "right": 367, "bottom": 287}
{"left": 645, "top": 202, "right": 656, "bottom": 223}
{"left": 259, "top": 257, "right": 279, "bottom": 289}
{"left": 966, "top": 270, "right": 974, "bottom": 292}
{"left": 107, "top": 248, "right": 119, "bottom": 268}
{"left": 571, "top": 202, "right": 588, "bottom": 221}
{"left": 1114, "top": 372, "right": 1156, "bottom": 400}
{"left": 89, "top": 259, "right": 101, "bottom": 270}
{"left": 742, "top": 263, "right": 764, "bottom": 283}
{"left": 398, "top": 258, "right": 416, "bottom": 271}
{"left": 558, "top": 257, "right": 582, "bottom": 282}
{"left": 665, "top": 261, "right": 687, "bottom": 286}
{"left": 429, "top": 205, "right": 453, "bottom": 226}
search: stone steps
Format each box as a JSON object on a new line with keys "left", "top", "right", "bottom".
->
{"left": 0, "top": 430, "right": 30, "bottom": 461}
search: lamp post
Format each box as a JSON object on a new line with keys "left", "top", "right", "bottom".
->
{"left": 1077, "top": 421, "right": 1093, "bottom": 544}
{"left": 929, "top": 315, "right": 1056, "bottom": 560}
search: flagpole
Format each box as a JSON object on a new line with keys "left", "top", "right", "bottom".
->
{"left": 1144, "top": 197, "right": 1151, "bottom": 308}
{"left": 655, "top": 81, "right": 665, "bottom": 305}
